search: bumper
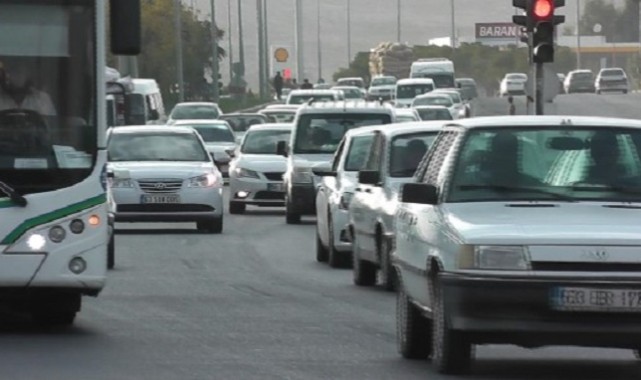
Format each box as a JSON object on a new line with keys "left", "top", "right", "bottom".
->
{"left": 567, "top": 85, "right": 595, "bottom": 93}
{"left": 331, "top": 209, "right": 352, "bottom": 252}
{"left": 113, "top": 187, "right": 223, "bottom": 222}
{"left": 597, "top": 84, "right": 628, "bottom": 92}
{"left": 230, "top": 176, "right": 285, "bottom": 207}
{"left": 288, "top": 184, "right": 316, "bottom": 215}
{"left": 441, "top": 272, "right": 641, "bottom": 348}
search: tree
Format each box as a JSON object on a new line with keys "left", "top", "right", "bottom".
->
{"left": 332, "top": 52, "right": 371, "bottom": 83}
{"left": 579, "top": 0, "right": 640, "bottom": 42}
{"left": 137, "top": 0, "right": 225, "bottom": 106}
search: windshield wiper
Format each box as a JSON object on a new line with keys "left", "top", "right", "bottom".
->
{"left": 572, "top": 185, "right": 641, "bottom": 196}
{"left": 458, "top": 184, "right": 576, "bottom": 202}
{"left": 0, "top": 180, "right": 27, "bottom": 207}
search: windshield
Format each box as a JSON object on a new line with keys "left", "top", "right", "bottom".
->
{"left": 220, "top": 115, "right": 267, "bottom": 132}
{"left": 0, "top": 2, "right": 96, "bottom": 194}
{"left": 241, "top": 129, "right": 291, "bottom": 154}
{"left": 371, "top": 77, "right": 396, "bottom": 86}
{"left": 413, "top": 73, "right": 454, "bottom": 88}
{"left": 413, "top": 96, "right": 453, "bottom": 107}
{"left": 390, "top": 132, "right": 438, "bottom": 177}
{"left": 262, "top": 111, "right": 296, "bottom": 123}
{"left": 108, "top": 132, "right": 209, "bottom": 162}
{"left": 417, "top": 108, "right": 453, "bottom": 121}
{"left": 396, "top": 84, "right": 434, "bottom": 99}
{"left": 186, "top": 124, "right": 235, "bottom": 143}
{"left": 170, "top": 105, "right": 220, "bottom": 120}
{"left": 448, "top": 127, "right": 641, "bottom": 203}
{"left": 288, "top": 94, "right": 335, "bottom": 105}
{"left": 293, "top": 113, "right": 392, "bottom": 154}
{"left": 344, "top": 134, "right": 375, "bottom": 171}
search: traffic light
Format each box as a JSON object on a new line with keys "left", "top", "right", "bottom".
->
{"left": 512, "top": 0, "right": 532, "bottom": 31}
{"left": 531, "top": 0, "right": 565, "bottom": 63}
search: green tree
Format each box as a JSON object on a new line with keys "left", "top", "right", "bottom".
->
{"left": 332, "top": 52, "right": 371, "bottom": 83}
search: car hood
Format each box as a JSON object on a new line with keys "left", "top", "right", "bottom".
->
{"left": 108, "top": 161, "right": 215, "bottom": 179}
{"left": 235, "top": 154, "right": 288, "bottom": 172}
{"left": 442, "top": 202, "right": 641, "bottom": 245}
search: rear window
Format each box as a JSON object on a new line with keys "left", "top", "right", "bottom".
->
{"left": 241, "top": 129, "right": 291, "bottom": 154}
{"left": 601, "top": 69, "right": 625, "bottom": 77}
{"left": 171, "top": 105, "right": 220, "bottom": 120}
{"left": 190, "top": 124, "right": 235, "bottom": 143}
{"left": 572, "top": 72, "right": 593, "bottom": 80}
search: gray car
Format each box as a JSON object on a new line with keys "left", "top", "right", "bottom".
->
{"left": 174, "top": 120, "right": 237, "bottom": 179}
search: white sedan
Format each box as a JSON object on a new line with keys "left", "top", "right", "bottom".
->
{"left": 228, "top": 124, "right": 292, "bottom": 214}
{"left": 499, "top": 72, "right": 528, "bottom": 96}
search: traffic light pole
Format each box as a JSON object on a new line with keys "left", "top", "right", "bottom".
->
{"left": 535, "top": 62, "right": 544, "bottom": 115}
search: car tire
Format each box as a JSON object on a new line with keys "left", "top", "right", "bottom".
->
{"left": 327, "top": 213, "right": 345, "bottom": 268}
{"left": 352, "top": 234, "right": 377, "bottom": 286}
{"left": 431, "top": 274, "right": 473, "bottom": 374}
{"left": 285, "top": 205, "right": 301, "bottom": 224}
{"left": 229, "top": 201, "right": 246, "bottom": 215}
{"left": 32, "top": 311, "right": 76, "bottom": 327}
{"left": 198, "top": 218, "right": 223, "bottom": 234}
{"left": 379, "top": 237, "right": 397, "bottom": 292}
{"left": 316, "top": 229, "right": 328, "bottom": 263}
{"left": 107, "top": 233, "right": 115, "bottom": 270}
{"left": 397, "top": 285, "right": 432, "bottom": 359}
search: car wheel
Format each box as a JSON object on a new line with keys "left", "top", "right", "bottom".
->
{"left": 327, "top": 213, "right": 345, "bottom": 268}
{"left": 316, "top": 229, "right": 328, "bottom": 263}
{"left": 198, "top": 218, "right": 223, "bottom": 234}
{"left": 432, "top": 274, "right": 473, "bottom": 374}
{"left": 285, "top": 198, "right": 301, "bottom": 224}
{"left": 229, "top": 201, "right": 245, "bottom": 215}
{"left": 32, "top": 311, "right": 76, "bottom": 327}
{"left": 397, "top": 285, "right": 432, "bottom": 359}
{"left": 379, "top": 237, "right": 397, "bottom": 292}
{"left": 107, "top": 233, "right": 115, "bottom": 270}
{"left": 352, "top": 234, "right": 377, "bottom": 286}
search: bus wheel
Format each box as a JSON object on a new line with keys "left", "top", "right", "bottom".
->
{"left": 107, "top": 233, "right": 115, "bottom": 270}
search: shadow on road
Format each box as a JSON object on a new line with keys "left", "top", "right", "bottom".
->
{"left": 472, "top": 358, "right": 640, "bottom": 379}
{"left": 238, "top": 209, "right": 285, "bottom": 217}
{"left": 114, "top": 228, "right": 202, "bottom": 235}
{"left": 0, "top": 310, "right": 95, "bottom": 336}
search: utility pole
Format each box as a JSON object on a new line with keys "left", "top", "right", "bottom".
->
{"left": 576, "top": 0, "right": 582, "bottom": 69}
{"left": 317, "top": 0, "right": 322, "bottom": 81}
{"left": 295, "top": 0, "right": 304, "bottom": 82}
{"left": 263, "top": 0, "right": 270, "bottom": 93}
{"left": 347, "top": 0, "right": 352, "bottom": 64}
{"left": 450, "top": 0, "right": 456, "bottom": 48}
{"left": 227, "top": 0, "right": 233, "bottom": 84}
{"left": 238, "top": 0, "right": 245, "bottom": 84}
{"left": 210, "top": 0, "right": 220, "bottom": 102}
{"left": 257, "top": 0, "right": 266, "bottom": 98}
{"left": 174, "top": 0, "right": 185, "bottom": 102}
{"left": 397, "top": 0, "right": 401, "bottom": 42}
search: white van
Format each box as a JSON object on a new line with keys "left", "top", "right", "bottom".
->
{"left": 409, "top": 58, "right": 455, "bottom": 89}
{"left": 394, "top": 78, "right": 435, "bottom": 108}
{"left": 129, "top": 79, "right": 167, "bottom": 125}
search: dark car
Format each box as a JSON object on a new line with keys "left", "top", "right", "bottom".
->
{"left": 564, "top": 70, "right": 596, "bottom": 94}
{"left": 455, "top": 78, "right": 478, "bottom": 101}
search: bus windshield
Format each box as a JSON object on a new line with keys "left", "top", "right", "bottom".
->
{"left": 0, "top": 2, "right": 96, "bottom": 194}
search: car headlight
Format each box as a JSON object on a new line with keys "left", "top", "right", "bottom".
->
{"left": 235, "top": 168, "right": 260, "bottom": 179}
{"left": 291, "top": 167, "right": 313, "bottom": 184}
{"left": 110, "top": 178, "right": 134, "bottom": 188}
{"left": 338, "top": 192, "right": 354, "bottom": 210}
{"left": 458, "top": 245, "right": 530, "bottom": 271}
{"left": 187, "top": 173, "right": 218, "bottom": 188}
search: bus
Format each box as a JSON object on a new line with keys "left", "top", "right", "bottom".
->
{"left": 0, "top": 0, "right": 140, "bottom": 326}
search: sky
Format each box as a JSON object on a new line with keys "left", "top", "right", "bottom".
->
{"left": 187, "top": 0, "right": 624, "bottom": 90}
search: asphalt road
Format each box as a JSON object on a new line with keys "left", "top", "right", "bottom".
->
{"left": 3, "top": 94, "right": 641, "bottom": 380}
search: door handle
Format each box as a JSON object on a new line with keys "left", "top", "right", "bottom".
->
{"left": 364, "top": 188, "right": 372, "bottom": 193}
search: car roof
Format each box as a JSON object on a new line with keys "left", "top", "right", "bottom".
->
{"left": 260, "top": 108, "right": 297, "bottom": 114}
{"left": 505, "top": 72, "right": 527, "bottom": 77}
{"left": 220, "top": 113, "right": 265, "bottom": 117}
{"left": 414, "top": 105, "right": 450, "bottom": 110}
{"left": 173, "top": 102, "right": 219, "bottom": 107}
{"left": 337, "top": 77, "right": 364, "bottom": 82}
{"left": 443, "top": 116, "right": 641, "bottom": 130}
{"left": 415, "top": 93, "right": 451, "bottom": 99}
{"left": 394, "top": 108, "right": 418, "bottom": 115}
{"left": 569, "top": 69, "right": 593, "bottom": 74}
{"left": 263, "top": 104, "right": 300, "bottom": 110}
{"left": 173, "top": 119, "right": 231, "bottom": 126}
{"left": 298, "top": 100, "right": 394, "bottom": 114}
{"left": 288, "top": 89, "right": 339, "bottom": 95}
{"left": 375, "top": 121, "right": 446, "bottom": 137}
{"left": 109, "top": 125, "right": 198, "bottom": 134}
{"left": 246, "top": 123, "right": 293, "bottom": 132}
{"left": 396, "top": 78, "right": 435, "bottom": 85}
{"left": 456, "top": 78, "right": 476, "bottom": 83}
{"left": 332, "top": 85, "right": 361, "bottom": 90}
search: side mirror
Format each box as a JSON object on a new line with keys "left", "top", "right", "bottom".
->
{"left": 312, "top": 162, "right": 336, "bottom": 177}
{"left": 110, "top": 0, "right": 141, "bottom": 55}
{"left": 358, "top": 170, "right": 380, "bottom": 186}
{"left": 401, "top": 183, "right": 438, "bottom": 205}
{"left": 276, "top": 140, "right": 288, "bottom": 157}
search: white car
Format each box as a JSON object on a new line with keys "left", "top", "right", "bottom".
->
{"left": 167, "top": 102, "right": 223, "bottom": 124}
{"left": 394, "top": 116, "right": 641, "bottom": 374}
{"left": 314, "top": 126, "right": 379, "bottom": 268}
{"left": 228, "top": 124, "right": 292, "bottom": 214}
{"left": 258, "top": 107, "right": 298, "bottom": 124}
{"left": 595, "top": 67, "right": 629, "bottom": 94}
{"left": 414, "top": 105, "right": 453, "bottom": 121}
{"left": 432, "top": 89, "right": 466, "bottom": 119}
{"left": 394, "top": 78, "right": 435, "bottom": 108}
{"left": 499, "top": 72, "right": 528, "bottom": 96}
{"left": 393, "top": 107, "right": 420, "bottom": 123}
{"left": 331, "top": 85, "right": 365, "bottom": 100}
{"left": 336, "top": 77, "right": 367, "bottom": 96}
{"left": 348, "top": 122, "right": 442, "bottom": 290}
{"left": 107, "top": 126, "right": 224, "bottom": 233}
{"left": 286, "top": 89, "right": 343, "bottom": 105}
{"left": 367, "top": 75, "right": 397, "bottom": 101}
{"left": 173, "top": 120, "right": 237, "bottom": 179}
{"left": 411, "top": 93, "right": 457, "bottom": 119}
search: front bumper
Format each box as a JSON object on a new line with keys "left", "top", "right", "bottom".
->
{"left": 230, "top": 176, "right": 285, "bottom": 206}
{"left": 441, "top": 272, "right": 641, "bottom": 348}
{"left": 287, "top": 184, "right": 316, "bottom": 215}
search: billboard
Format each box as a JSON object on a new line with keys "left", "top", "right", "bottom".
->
{"left": 475, "top": 23, "right": 525, "bottom": 44}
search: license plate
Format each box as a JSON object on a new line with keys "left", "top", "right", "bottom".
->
{"left": 267, "top": 183, "right": 284, "bottom": 192}
{"left": 550, "top": 287, "right": 641, "bottom": 312}
{"left": 141, "top": 195, "right": 181, "bottom": 204}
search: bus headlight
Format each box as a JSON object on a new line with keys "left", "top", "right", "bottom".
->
{"left": 27, "top": 234, "right": 46, "bottom": 251}
{"left": 48, "top": 226, "right": 67, "bottom": 243}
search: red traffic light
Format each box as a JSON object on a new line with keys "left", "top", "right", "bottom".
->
{"left": 533, "top": 0, "right": 554, "bottom": 20}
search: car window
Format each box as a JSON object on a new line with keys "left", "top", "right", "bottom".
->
{"left": 389, "top": 132, "right": 438, "bottom": 177}
{"left": 447, "top": 127, "right": 641, "bottom": 203}
{"left": 396, "top": 84, "right": 433, "bottom": 99}
{"left": 241, "top": 129, "right": 291, "bottom": 154}
{"left": 221, "top": 115, "right": 267, "bottom": 132}
{"left": 371, "top": 77, "right": 396, "bottom": 86}
{"left": 262, "top": 111, "right": 296, "bottom": 123}
{"left": 184, "top": 124, "right": 235, "bottom": 143}
{"left": 108, "top": 133, "right": 209, "bottom": 162}
{"left": 601, "top": 69, "right": 625, "bottom": 77}
{"left": 417, "top": 108, "right": 453, "bottom": 121}
{"left": 413, "top": 96, "right": 452, "bottom": 107}
{"left": 506, "top": 74, "right": 527, "bottom": 80}
{"left": 344, "top": 134, "right": 376, "bottom": 171}
{"left": 171, "top": 105, "right": 220, "bottom": 120}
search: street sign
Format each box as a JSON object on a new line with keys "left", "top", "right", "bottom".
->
{"left": 475, "top": 22, "right": 525, "bottom": 43}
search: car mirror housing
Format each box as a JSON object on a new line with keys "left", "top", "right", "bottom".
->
{"left": 358, "top": 170, "right": 381, "bottom": 186}
{"left": 276, "top": 141, "right": 288, "bottom": 157}
{"left": 401, "top": 183, "right": 438, "bottom": 205}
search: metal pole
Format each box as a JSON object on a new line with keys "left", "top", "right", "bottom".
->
{"left": 535, "top": 62, "right": 544, "bottom": 115}
{"left": 317, "top": 0, "right": 322, "bottom": 81}
{"left": 227, "top": 0, "right": 233, "bottom": 84}
{"left": 174, "top": 0, "right": 185, "bottom": 102}
{"left": 210, "top": 0, "right": 220, "bottom": 102}
{"left": 397, "top": 0, "right": 401, "bottom": 42}
{"left": 238, "top": 0, "right": 245, "bottom": 83}
{"left": 450, "top": 0, "right": 456, "bottom": 48}
{"left": 263, "top": 0, "right": 269, "bottom": 93}
{"left": 576, "top": 0, "right": 582, "bottom": 69}
{"left": 347, "top": 0, "right": 352, "bottom": 64}
{"left": 295, "top": 0, "right": 304, "bottom": 82}
{"left": 257, "top": 0, "right": 265, "bottom": 98}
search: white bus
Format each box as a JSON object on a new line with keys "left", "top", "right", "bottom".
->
{"left": 0, "top": 0, "right": 140, "bottom": 326}
{"left": 409, "top": 58, "right": 456, "bottom": 89}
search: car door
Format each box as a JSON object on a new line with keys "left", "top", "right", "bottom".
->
{"left": 316, "top": 139, "right": 346, "bottom": 246}
{"left": 353, "top": 132, "right": 385, "bottom": 260}
{"left": 396, "top": 130, "right": 459, "bottom": 306}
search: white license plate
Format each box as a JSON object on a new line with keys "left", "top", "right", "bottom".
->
{"left": 551, "top": 287, "right": 641, "bottom": 312}
{"left": 141, "top": 195, "right": 181, "bottom": 204}
{"left": 267, "top": 183, "right": 284, "bottom": 192}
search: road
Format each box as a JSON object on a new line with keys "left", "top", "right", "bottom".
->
{"left": 3, "top": 94, "right": 641, "bottom": 380}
